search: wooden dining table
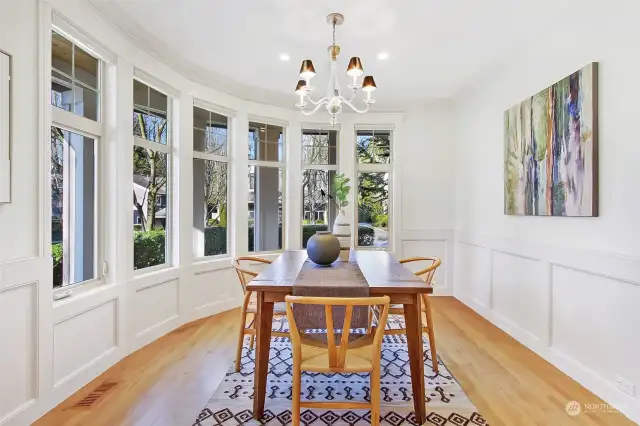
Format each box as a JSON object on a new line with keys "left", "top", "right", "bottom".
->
{"left": 246, "top": 250, "right": 433, "bottom": 424}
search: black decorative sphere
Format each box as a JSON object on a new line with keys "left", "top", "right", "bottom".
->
{"left": 306, "top": 231, "right": 341, "bottom": 266}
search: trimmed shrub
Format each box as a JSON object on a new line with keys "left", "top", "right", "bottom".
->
{"left": 133, "top": 229, "right": 166, "bottom": 269}
{"left": 357, "top": 225, "right": 375, "bottom": 246}
{"left": 204, "top": 226, "right": 227, "bottom": 256}
{"left": 302, "top": 224, "right": 376, "bottom": 248}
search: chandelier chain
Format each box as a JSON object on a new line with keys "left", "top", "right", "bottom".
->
{"left": 332, "top": 18, "right": 336, "bottom": 46}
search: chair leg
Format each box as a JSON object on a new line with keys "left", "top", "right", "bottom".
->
{"left": 367, "top": 308, "right": 373, "bottom": 334}
{"left": 249, "top": 314, "right": 256, "bottom": 350}
{"left": 292, "top": 357, "right": 301, "bottom": 426}
{"left": 370, "top": 364, "right": 381, "bottom": 426}
{"left": 235, "top": 307, "right": 248, "bottom": 372}
{"left": 422, "top": 295, "right": 439, "bottom": 374}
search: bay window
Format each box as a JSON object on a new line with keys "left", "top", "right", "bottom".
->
{"left": 193, "top": 104, "right": 229, "bottom": 257}
{"left": 50, "top": 29, "right": 102, "bottom": 288}
{"left": 248, "top": 121, "right": 284, "bottom": 252}
{"left": 301, "top": 129, "right": 338, "bottom": 248}
{"left": 356, "top": 129, "right": 392, "bottom": 249}
{"left": 132, "top": 78, "right": 172, "bottom": 270}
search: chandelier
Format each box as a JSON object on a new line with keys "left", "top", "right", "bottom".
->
{"left": 294, "top": 13, "right": 377, "bottom": 125}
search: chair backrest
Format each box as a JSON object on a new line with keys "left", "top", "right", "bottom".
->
{"left": 285, "top": 296, "right": 390, "bottom": 369}
{"left": 232, "top": 256, "right": 272, "bottom": 293}
{"left": 399, "top": 257, "right": 441, "bottom": 285}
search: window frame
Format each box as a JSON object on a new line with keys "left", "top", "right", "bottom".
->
{"left": 354, "top": 128, "right": 393, "bottom": 251}
{"left": 301, "top": 127, "right": 339, "bottom": 247}
{"left": 51, "top": 29, "right": 101, "bottom": 122}
{"left": 192, "top": 101, "right": 231, "bottom": 261}
{"left": 247, "top": 119, "right": 286, "bottom": 255}
{"left": 50, "top": 27, "right": 107, "bottom": 296}
{"left": 132, "top": 77, "right": 173, "bottom": 273}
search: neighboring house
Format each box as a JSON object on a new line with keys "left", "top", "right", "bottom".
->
{"left": 133, "top": 174, "right": 167, "bottom": 229}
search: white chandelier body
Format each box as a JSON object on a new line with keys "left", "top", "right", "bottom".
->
{"left": 294, "top": 13, "right": 377, "bottom": 125}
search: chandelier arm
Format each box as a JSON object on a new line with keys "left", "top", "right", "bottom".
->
{"left": 306, "top": 95, "right": 328, "bottom": 106}
{"left": 299, "top": 99, "right": 329, "bottom": 116}
{"left": 346, "top": 88, "right": 358, "bottom": 103}
{"left": 339, "top": 96, "right": 371, "bottom": 114}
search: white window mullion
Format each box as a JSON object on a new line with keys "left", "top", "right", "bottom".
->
{"left": 133, "top": 136, "right": 171, "bottom": 153}
{"left": 248, "top": 160, "right": 285, "bottom": 168}
{"left": 52, "top": 106, "right": 103, "bottom": 138}
{"left": 192, "top": 151, "right": 227, "bottom": 162}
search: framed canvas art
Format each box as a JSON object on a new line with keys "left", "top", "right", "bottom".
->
{"left": 504, "top": 63, "right": 598, "bottom": 216}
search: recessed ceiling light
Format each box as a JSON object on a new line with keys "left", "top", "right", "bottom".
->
{"left": 377, "top": 52, "right": 389, "bottom": 60}
{"left": 279, "top": 53, "right": 290, "bottom": 61}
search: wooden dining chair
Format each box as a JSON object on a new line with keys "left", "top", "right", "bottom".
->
{"left": 232, "top": 256, "right": 289, "bottom": 372}
{"left": 285, "top": 295, "right": 390, "bottom": 426}
{"left": 383, "top": 257, "right": 441, "bottom": 373}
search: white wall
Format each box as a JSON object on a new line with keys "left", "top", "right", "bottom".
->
{"left": 400, "top": 105, "right": 455, "bottom": 293}
{"left": 0, "top": 1, "right": 456, "bottom": 425}
{"left": 452, "top": 1, "right": 640, "bottom": 423}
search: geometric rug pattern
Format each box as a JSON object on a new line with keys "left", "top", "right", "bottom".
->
{"left": 193, "top": 315, "right": 489, "bottom": 425}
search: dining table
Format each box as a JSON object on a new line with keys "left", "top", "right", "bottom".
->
{"left": 246, "top": 249, "right": 433, "bottom": 424}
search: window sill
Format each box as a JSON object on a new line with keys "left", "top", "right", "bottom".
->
{"left": 52, "top": 280, "right": 113, "bottom": 308}
{"left": 133, "top": 263, "right": 177, "bottom": 278}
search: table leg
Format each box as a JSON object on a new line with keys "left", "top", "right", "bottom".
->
{"left": 404, "top": 294, "right": 426, "bottom": 424}
{"left": 252, "top": 291, "right": 274, "bottom": 419}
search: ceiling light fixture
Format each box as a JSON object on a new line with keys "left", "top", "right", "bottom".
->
{"left": 377, "top": 52, "right": 389, "bottom": 60}
{"left": 279, "top": 53, "right": 290, "bottom": 61}
{"left": 294, "top": 13, "right": 377, "bottom": 125}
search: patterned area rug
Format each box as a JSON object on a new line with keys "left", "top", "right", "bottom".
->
{"left": 193, "top": 316, "right": 488, "bottom": 425}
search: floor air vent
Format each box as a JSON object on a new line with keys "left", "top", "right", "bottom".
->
{"left": 73, "top": 381, "right": 118, "bottom": 408}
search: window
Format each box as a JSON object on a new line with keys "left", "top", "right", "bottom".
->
{"left": 301, "top": 129, "right": 338, "bottom": 248}
{"left": 248, "top": 121, "right": 285, "bottom": 252}
{"left": 133, "top": 79, "right": 171, "bottom": 270}
{"left": 356, "top": 130, "right": 392, "bottom": 249}
{"left": 51, "top": 31, "right": 100, "bottom": 121}
{"left": 50, "top": 30, "right": 103, "bottom": 289}
{"left": 51, "top": 127, "right": 97, "bottom": 287}
{"left": 193, "top": 105, "right": 229, "bottom": 257}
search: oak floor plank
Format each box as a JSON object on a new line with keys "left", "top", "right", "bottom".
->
{"left": 34, "top": 298, "right": 634, "bottom": 426}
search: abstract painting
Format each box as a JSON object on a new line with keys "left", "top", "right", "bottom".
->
{"left": 504, "top": 63, "right": 598, "bottom": 216}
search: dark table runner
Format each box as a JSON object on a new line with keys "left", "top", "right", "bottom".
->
{"left": 292, "top": 250, "right": 370, "bottom": 337}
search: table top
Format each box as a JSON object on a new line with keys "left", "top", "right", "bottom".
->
{"left": 247, "top": 250, "right": 433, "bottom": 294}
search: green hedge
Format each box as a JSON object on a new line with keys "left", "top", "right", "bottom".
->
{"left": 52, "top": 225, "right": 376, "bottom": 282}
{"left": 204, "top": 226, "right": 227, "bottom": 256}
{"left": 302, "top": 224, "right": 375, "bottom": 247}
{"left": 52, "top": 243, "right": 63, "bottom": 288}
{"left": 133, "top": 229, "right": 166, "bottom": 269}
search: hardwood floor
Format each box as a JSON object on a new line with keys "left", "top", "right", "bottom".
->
{"left": 34, "top": 297, "right": 634, "bottom": 426}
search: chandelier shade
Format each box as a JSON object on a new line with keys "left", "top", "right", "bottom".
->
{"left": 293, "top": 13, "right": 378, "bottom": 124}
{"left": 362, "top": 76, "right": 377, "bottom": 92}
{"left": 294, "top": 80, "right": 307, "bottom": 94}
{"left": 299, "top": 60, "right": 316, "bottom": 79}
{"left": 346, "top": 57, "right": 364, "bottom": 77}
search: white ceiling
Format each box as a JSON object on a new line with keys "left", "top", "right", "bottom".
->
{"left": 90, "top": 0, "right": 571, "bottom": 111}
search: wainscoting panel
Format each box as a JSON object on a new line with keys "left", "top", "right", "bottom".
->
{"left": 399, "top": 229, "right": 454, "bottom": 295}
{"left": 454, "top": 233, "right": 640, "bottom": 424}
{"left": 134, "top": 279, "right": 179, "bottom": 337}
{"left": 453, "top": 242, "right": 491, "bottom": 310}
{"left": 191, "top": 267, "right": 241, "bottom": 320}
{"left": 0, "top": 282, "right": 37, "bottom": 423}
{"left": 492, "top": 251, "right": 547, "bottom": 344}
{"left": 53, "top": 299, "right": 118, "bottom": 387}
{"left": 550, "top": 265, "right": 640, "bottom": 400}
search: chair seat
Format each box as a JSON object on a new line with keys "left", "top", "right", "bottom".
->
{"left": 247, "top": 293, "right": 287, "bottom": 315}
{"left": 298, "top": 335, "right": 375, "bottom": 373}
